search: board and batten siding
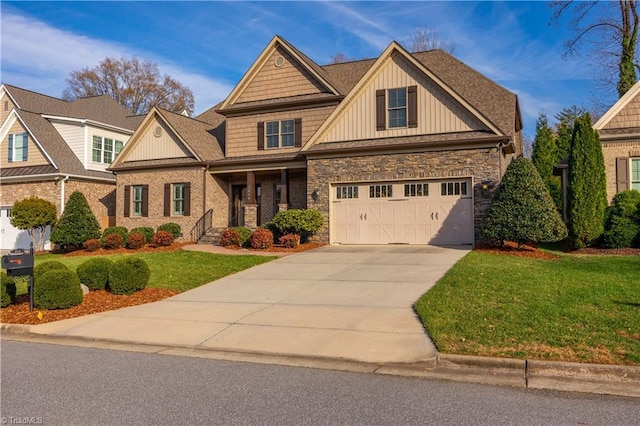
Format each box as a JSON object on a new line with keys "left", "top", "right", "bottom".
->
{"left": 127, "top": 117, "right": 193, "bottom": 161}
{"left": 604, "top": 94, "right": 640, "bottom": 130}
{"left": 225, "top": 105, "right": 335, "bottom": 157}
{"left": 237, "top": 45, "right": 328, "bottom": 104}
{"left": 0, "top": 119, "right": 49, "bottom": 168}
{"left": 320, "top": 52, "right": 488, "bottom": 144}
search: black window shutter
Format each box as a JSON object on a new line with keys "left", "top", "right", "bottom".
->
{"left": 123, "top": 185, "right": 130, "bottom": 217}
{"left": 183, "top": 182, "right": 191, "bottom": 216}
{"left": 376, "top": 89, "right": 386, "bottom": 130}
{"left": 616, "top": 157, "right": 629, "bottom": 193}
{"left": 257, "top": 122, "right": 264, "bottom": 150}
{"left": 164, "top": 183, "right": 171, "bottom": 217}
{"left": 142, "top": 185, "right": 149, "bottom": 217}
{"left": 408, "top": 86, "right": 418, "bottom": 128}
{"left": 294, "top": 118, "right": 302, "bottom": 147}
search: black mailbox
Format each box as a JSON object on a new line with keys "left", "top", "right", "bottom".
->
{"left": 2, "top": 249, "right": 34, "bottom": 276}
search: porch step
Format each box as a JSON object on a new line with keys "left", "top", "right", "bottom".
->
{"left": 197, "top": 227, "right": 224, "bottom": 245}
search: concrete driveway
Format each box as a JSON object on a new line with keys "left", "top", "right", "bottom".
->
{"left": 27, "top": 245, "right": 470, "bottom": 364}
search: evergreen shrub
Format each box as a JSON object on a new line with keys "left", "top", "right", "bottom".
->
{"left": 76, "top": 258, "right": 114, "bottom": 291}
{"left": 50, "top": 191, "right": 101, "bottom": 249}
{"left": 83, "top": 239, "right": 101, "bottom": 252}
{"left": 1, "top": 271, "right": 17, "bottom": 307}
{"left": 219, "top": 228, "right": 241, "bottom": 246}
{"left": 101, "top": 226, "right": 129, "bottom": 246}
{"left": 127, "top": 232, "right": 146, "bottom": 250}
{"left": 270, "top": 209, "right": 323, "bottom": 243}
{"left": 130, "top": 227, "right": 155, "bottom": 243}
{"left": 34, "top": 261, "right": 70, "bottom": 283}
{"left": 157, "top": 223, "right": 181, "bottom": 239}
{"left": 153, "top": 230, "right": 174, "bottom": 246}
{"left": 602, "top": 190, "right": 640, "bottom": 248}
{"left": 279, "top": 233, "right": 300, "bottom": 248}
{"left": 108, "top": 258, "right": 150, "bottom": 295}
{"left": 250, "top": 228, "right": 273, "bottom": 249}
{"left": 34, "top": 270, "right": 83, "bottom": 309}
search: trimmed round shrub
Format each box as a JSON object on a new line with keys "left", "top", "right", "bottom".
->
{"left": 34, "top": 261, "right": 70, "bottom": 283}
{"left": 76, "top": 258, "right": 114, "bottom": 291}
{"left": 34, "top": 269, "right": 83, "bottom": 310}
{"left": 279, "top": 233, "right": 300, "bottom": 248}
{"left": 157, "top": 223, "right": 181, "bottom": 239}
{"left": 103, "top": 233, "right": 124, "bottom": 249}
{"left": 83, "top": 239, "right": 100, "bottom": 252}
{"left": 250, "top": 228, "right": 274, "bottom": 249}
{"left": 234, "top": 227, "right": 252, "bottom": 247}
{"left": 130, "top": 227, "right": 155, "bottom": 244}
{"left": 101, "top": 226, "right": 129, "bottom": 246}
{"left": 153, "top": 230, "right": 174, "bottom": 246}
{"left": 1, "top": 271, "right": 17, "bottom": 307}
{"left": 220, "top": 228, "right": 241, "bottom": 246}
{"left": 108, "top": 258, "right": 150, "bottom": 295}
{"left": 602, "top": 216, "right": 640, "bottom": 248}
{"left": 127, "top": 232, "right": 146, "bottom": 250}
{"left": 270, "top": 209, "right": 323, "bottom": 243}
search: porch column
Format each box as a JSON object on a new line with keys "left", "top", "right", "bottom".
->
{"left": 278, "top": 169, "right": 289, "bottom": 212}
{"left": 244, "top": 171, "right": 258, "bottom": 229}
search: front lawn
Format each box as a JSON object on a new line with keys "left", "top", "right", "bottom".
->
{"left": 415, "top": 251, "right": 640, "bottom": 365}
{"left": 13, "top": 251, "right": 275, "bottom": 295}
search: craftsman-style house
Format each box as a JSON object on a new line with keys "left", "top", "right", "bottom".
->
{"left": 110, "top": 35, "right": 522, "bottom": 245}
{"left": 0, "top": 84, "right": 142, "bottom": 250}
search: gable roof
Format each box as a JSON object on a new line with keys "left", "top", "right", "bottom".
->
{"left": 594, "top": 79, "right": 640, "bottom": 131}
{"left": 218, "top": 35, "right": 341, "bottom": 110}
{"left": 110, "top": 107, "right": 224, "bottom": 170}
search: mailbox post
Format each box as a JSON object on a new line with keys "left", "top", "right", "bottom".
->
{"left": 2, "top": 244, "right": 35, "bottom": 311}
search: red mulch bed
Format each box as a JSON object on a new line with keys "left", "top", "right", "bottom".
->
{"left": 475, "top": 241, "right": 560, "bottom": 259}
{"left": 222, "top": 243, "right": 324, "bottom": 253}
{"left": 569, "top": 247, "right": 640, "bottom": 256}
{"left": 61, "top": 242, "right": 189, "bottom": 257}
{"left": 0, "top": 288, "right": 177, "bottom": 325}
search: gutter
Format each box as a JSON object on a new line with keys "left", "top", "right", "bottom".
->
{"left": 0, "top": 173, "right": 116, "bottom": 184}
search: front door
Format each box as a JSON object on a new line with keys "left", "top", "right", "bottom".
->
{"left": 231, "top": 184, "right": 262, "bottom": 227}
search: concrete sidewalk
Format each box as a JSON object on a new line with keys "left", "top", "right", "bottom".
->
{"left": 10, "top": 245, "right": 469, "bottom": 364}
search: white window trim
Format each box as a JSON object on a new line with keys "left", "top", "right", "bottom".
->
{"left": 265, "top": 120, "right": 295, "bottom": 149}
{"left": 92, "top": 135, "right": 124, "bottom": 164}
{"left": 173, "top": 183, "right": 185, "bottom": 216}
{"left": 387, "top": 87, "right": 408, "bottom": 129}
{"left": 132, "top": 185, "right": 144, "bottom": 217}
{"left": 631, "top": 158, "right": 640, "bottom": 191}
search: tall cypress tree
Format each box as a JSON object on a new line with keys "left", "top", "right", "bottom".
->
{"left": 532, "top": 113, "right": 562, "bottom": 209}
{"left": 50, "top": 191, "right": 101, "bottom": 249}
{"left": 567, "top": 114, "right": 608, "bottom": 249}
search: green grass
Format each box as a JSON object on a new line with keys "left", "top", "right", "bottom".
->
{"left": 415, "top": 251, "right": 640, "bottom": 365}
{"left": 11, "top": 251, "right": 276, "bottom": 295}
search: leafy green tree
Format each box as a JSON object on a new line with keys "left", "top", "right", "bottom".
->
{"left": 532, "top": 113, "right": 562, "bottom": 209}
{"left": 50, "top": 191, "right": 101, "bottom": 249}
{"left": 567, "top": 114, "right": 608, "bottom": 249}
{"left": 10, "top": 196, "right": 57, "bottom": 251}
{"left": 481, "top": 157, "right": 567, "bottom": 248}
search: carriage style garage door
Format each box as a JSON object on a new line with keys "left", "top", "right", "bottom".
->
{"left": 331, "top": 179, "right": 474, "bottom": 245}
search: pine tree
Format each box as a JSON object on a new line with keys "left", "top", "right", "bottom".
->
{"left": 567, "top": 114, "right": 608, "bottom": 249}
{"left": 50, "top": 191, "right": 101, "bottom": 249}
{"left": 481, "top": 157, "right": 567, "bottom": 247}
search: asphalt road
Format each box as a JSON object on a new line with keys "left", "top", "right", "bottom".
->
{"left": 1, "top": 341, "right": 638, "bottom": 425}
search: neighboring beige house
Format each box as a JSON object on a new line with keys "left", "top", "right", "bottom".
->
{"left": 0, "top": 84, "right": 142, "bottom": 250}
{"left": 111, "top": 35, "right": 522, "bottom": 245}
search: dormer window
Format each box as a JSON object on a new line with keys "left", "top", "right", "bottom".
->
{"left": 93, "top": 136, "right": 124, "bottom": 164}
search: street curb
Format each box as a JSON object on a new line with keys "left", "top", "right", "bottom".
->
{"left": 1, "top": 329, "right": 638, "bottom": 398}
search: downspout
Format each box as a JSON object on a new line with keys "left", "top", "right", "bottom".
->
{"left": 60, "top": 175, "right": 70, "bottom": 213}
{"left": 203, "top": 165, "right": 208, "bottom": 217}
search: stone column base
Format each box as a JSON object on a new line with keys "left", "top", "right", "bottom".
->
{"left": 278, "top": 203, "right": 289, "bottom": 213}
{"left": 244, "top": 204, "right": 258, "bottom": 229}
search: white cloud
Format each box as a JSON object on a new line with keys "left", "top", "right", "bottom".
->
{"left": 0, "top": 11, "right": 231, "bottom": 113}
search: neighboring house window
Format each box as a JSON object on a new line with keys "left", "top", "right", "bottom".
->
{"left": 257, "top": 118, "right": 302, "bottom": 150}
{"left": 376, "top": 86, "right": 418, "bottom": 130}
{"left": 404, "top": 183, "right": 429, "bottom": 197}
{"left": 336, "top": 185, "right": 359, "bottom": 199}
{"left": 7, "top": 133, "right": 28, "bottom": 162}
{"left": 123, "top": 185, "right": 148, "bottom": 218}
{"left": 369, "top": 184, "right": 393, "bottom": 198}
{"left": 164, "top": 182, "right": 190, "bottom": 217}
{"left": 266, "top": 120, "right": 295, "bottom": 148}
{"left": 388, "top": 88, "right": 407, "bottom": 128}
{"left": 441, "top": 181, "right": 468, "bottom": 196}
{"left": 93, "top": 136, "right": 124, "bottom": 164}
{"left": 632, "top": 158, "right": 640, "bottom": 191}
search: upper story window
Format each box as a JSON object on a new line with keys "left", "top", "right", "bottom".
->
{"left": 266, "top": 120, "right": 295, "bottom": 148}
{"left": 388, "top": 88, "right": 407, "bottom": 128}
{"left": 376, "top": 86, "right": 417, "bottom": 131}
{"left": 257, "top": 119, "right": 301, "bottom": 150}
{"left": 632, "top": 158, "right": 640, "bottom": 191}
{"left": 8, "top": 132, "right": 28, "bottom": 163}
{"left": 92, "top": 136, "right": 124, "bottom": 164}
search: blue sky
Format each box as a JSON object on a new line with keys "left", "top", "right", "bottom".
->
{"left": 0, "top": 1, "right": 611, "bottom": 138}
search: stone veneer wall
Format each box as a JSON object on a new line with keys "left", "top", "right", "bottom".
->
{"left": 601, "top": 140, "right": 640, "bottom": 202}
{"left": 306, "top": 148, "right": 503, "bottom": 244}
{"left": 116, "top": 166, "right": 228, "bottom": 240}
{"left": 0, "top": 179, "right": 116, "bottom": 229}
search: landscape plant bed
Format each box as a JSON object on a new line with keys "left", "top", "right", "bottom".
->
{"left": 61, "top": 242, "right": 190, "bottom": 257}
{"left": 222, "top": 243, "right": 324, "bottom": 253}
{"left": 0, "top": 288, "right": 177, "bottom": 325}
{"left": 415, "top": 249, "right": 640, "bottom": 366}
{"left": 475, "top": 241, "right": 560, "bottom": 259}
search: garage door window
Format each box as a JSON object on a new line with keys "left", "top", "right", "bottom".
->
{"left": 404, "top": 183, "right": 428, "bottom": 197}
{"left": 369, "top": 184, "right": 393, "bottom": 198}
{"left": 336, "top": 185, "right": 359, "bottom": 199}
{"left": 441, "top": 181, "right": 468, "bottom": 196}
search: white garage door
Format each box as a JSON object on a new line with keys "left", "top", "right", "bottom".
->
{"left": 0, "top": 206, "right": 51, "bottom": 251}
{"left": 331, "top": 179, "right": 474, "bottom": 245}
